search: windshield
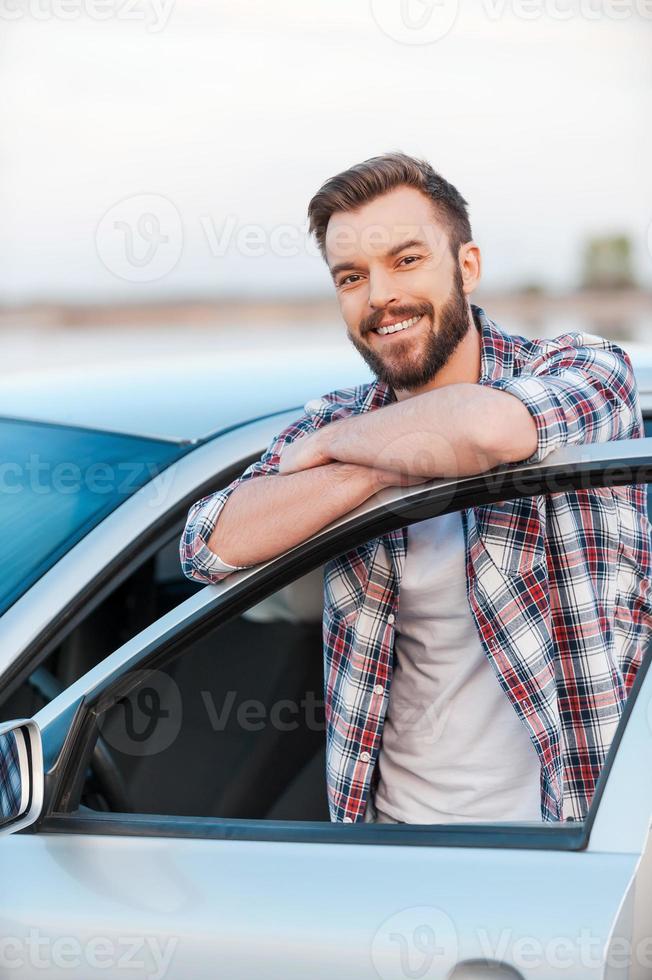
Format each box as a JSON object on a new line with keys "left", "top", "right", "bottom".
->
{"left": 0, "top": 419, "right": 187, "bottom": 616}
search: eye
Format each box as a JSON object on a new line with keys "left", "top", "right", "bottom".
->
{"left": 397, "top": 255, "right": 421, "bottom": 268}
{"left": 338, "top": 273, "right": 363, "bottom": 287}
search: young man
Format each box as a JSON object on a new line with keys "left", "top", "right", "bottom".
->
{"left": 180, "top": 152, "right": 652, "bottom": 825}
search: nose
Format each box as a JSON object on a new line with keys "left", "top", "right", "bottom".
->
{"left": 367, "top": 268, "right": 400, "bottom": 311}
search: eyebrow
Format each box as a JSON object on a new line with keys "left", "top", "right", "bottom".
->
{"left": 329, "top": 238, "right": 429, "bottom": 281}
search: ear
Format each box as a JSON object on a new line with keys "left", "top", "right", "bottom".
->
{"left": 459, "top": 242, "right": 482, "bottom": 294}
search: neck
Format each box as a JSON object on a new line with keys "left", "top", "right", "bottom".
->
{"left": 393, "top": 306, "right": 481, "bottom": 402}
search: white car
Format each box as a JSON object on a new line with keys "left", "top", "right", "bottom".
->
{"left": 1, "top": 346, "right": 652, "bottom": 979}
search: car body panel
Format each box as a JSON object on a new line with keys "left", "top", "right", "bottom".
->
{"left": 0, "top": 831, "right": 640, "bottom": 978}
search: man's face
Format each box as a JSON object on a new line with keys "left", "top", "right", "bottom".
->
{"left": 325, "top": 185, "right": 472, "bottom": 392}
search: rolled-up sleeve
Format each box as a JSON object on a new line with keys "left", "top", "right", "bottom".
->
{"left": 483, "top": 334, "right": 642, "bottom": 464}
{"left": 179, "top": 412, "right": 318, "bottom": 585}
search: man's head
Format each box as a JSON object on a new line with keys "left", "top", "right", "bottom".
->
{"left": 307, "top": 152, "right": 481, "bottom": 393}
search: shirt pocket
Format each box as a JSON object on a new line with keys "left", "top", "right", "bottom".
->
{"left": 472, "top": 497, "right": 547, "bottom": 577}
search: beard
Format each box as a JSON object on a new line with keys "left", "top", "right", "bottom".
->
{"left": 347, "top": 265, "right": 471, "bottom": 392}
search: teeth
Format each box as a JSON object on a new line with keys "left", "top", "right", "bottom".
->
{"left": 376, "top": 315, "right": 421, "bottom": 336}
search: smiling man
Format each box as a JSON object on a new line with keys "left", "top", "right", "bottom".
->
{"left": 181, "top": 152, "right": 652, "bottom": 826}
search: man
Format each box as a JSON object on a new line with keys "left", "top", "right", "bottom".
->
{"left": 180, "top": 152, "right": 652, "bottom": 825}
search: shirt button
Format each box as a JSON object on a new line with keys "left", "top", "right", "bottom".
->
{"left": 387, "top": 614, "right": 396, "bottom": 625}
{"left": 360, "top": 751, "right": 371, "bottom": 763}
{"left": 343, "top": 816, "right": 353, "bottom": 823}
{"left": 373, "top": 684, "right": 384, "bottom": 696}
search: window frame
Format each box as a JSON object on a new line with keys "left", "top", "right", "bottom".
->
{"left": 33, "top": 436, "right": 652, "bottom": 853}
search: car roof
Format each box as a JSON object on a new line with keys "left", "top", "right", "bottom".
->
{"left": 1, "top": 341, "right": 651, "bottom": 444}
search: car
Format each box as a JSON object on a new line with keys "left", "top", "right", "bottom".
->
{"left": 1, "top": 341, "right": 652, "bottom": 978}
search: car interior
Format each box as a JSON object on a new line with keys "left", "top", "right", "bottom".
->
{"left": 0, "top": 532, "right": 332, "bottom": 821}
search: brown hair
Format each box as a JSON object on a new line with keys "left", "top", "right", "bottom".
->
{"left": 308, "top": 151, "right": 472, "bottom": 262}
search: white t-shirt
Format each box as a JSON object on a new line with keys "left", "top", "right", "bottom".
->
{"left": 370, "top": 511, "right": 543, "bottom": 824}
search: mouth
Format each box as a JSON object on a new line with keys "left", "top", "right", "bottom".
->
{"left": 370, "top": 314, "right": 424, "bottom": 339}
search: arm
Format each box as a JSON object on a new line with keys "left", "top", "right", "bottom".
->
{"left": 482, "top": 334, "right": 642, "bottom": 461}
{"left": 179, "top": 412, "right": 424, "bottom": 585}
{"left": 204, "top": 462, "right": 387, "bottom": 569}
{"left": 279, "top": 334, "right": 640, "bottom": 477}
{"left": 280, "top": 383, "right": 536, "bottom": 479}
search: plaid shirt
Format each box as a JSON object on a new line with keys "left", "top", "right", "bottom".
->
{"left": 180, "top": 305, "right": 652, "bottom": 824}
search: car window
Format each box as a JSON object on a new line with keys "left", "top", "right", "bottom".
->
{"left": 0, "top": 418, "right": 187, "bottom": 617}
{"left": 72, "top": 473, "right": 652, "bottom": 827}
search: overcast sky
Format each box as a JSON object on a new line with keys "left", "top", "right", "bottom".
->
{"left": 0, "top": 0, "right": 650, "bottom": 304}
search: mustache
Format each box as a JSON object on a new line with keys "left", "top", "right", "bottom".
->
{"left": 359, "top": 302, "right": 434, "bottom": 335}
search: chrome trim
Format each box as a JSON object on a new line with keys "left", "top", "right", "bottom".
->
{"left": 0, "top": 718, "right": 43, "bottom": 836}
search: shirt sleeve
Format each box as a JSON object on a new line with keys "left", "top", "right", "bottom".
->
{"left": 179, "top": 411, "right": 318, "bottom": 585}
{"left": 482, "top": 333, "right": 642, "bottom": 464}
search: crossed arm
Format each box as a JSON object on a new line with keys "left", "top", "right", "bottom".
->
{"left": 278, "top": 383, "right": 537, "bottom": 480}
{"left": 186, "top": 384, "right": 537, "bottom": 576}
{"left": 181, "top": 336, "right": 639, "bottom": 580}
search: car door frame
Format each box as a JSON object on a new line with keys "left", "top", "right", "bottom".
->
{"left": 23, "top": 434, "right": 652, "bottom": 859}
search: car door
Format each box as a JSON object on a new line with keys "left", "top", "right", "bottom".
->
{"left": 2, "top": 438, "right": 652, "bottom": 980}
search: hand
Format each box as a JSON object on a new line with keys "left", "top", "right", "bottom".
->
{"left": 373, "top": 468, "right": 432, "bottom": 490}
{"left": 278, "top": 429, "right": 333, "bottom": 475}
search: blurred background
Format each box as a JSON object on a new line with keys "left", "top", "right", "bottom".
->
{"left": 0, "top": 0, "right": 651, "bottom": 378}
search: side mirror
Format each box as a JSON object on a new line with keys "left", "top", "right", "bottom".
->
{"left": 0, "top": 719, "right": 43, "bottom": 835}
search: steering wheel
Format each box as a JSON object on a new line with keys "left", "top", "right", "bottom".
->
{"left": 27, "top": 667, "right": 132, "bottom": 813}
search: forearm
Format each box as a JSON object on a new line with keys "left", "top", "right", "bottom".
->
{"left": 324, "top": 383, "right": 537, "bottom": 477}
{"left": 207, "top": 462, "right": 384, "bottom": 568}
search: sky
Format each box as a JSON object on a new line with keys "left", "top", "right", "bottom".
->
{"left": 0, "top": 0, "right": 650, "bottom": 304}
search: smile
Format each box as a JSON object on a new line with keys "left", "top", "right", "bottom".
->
{"left": 372, "top": 314, "right": 422, "bottom": 337}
